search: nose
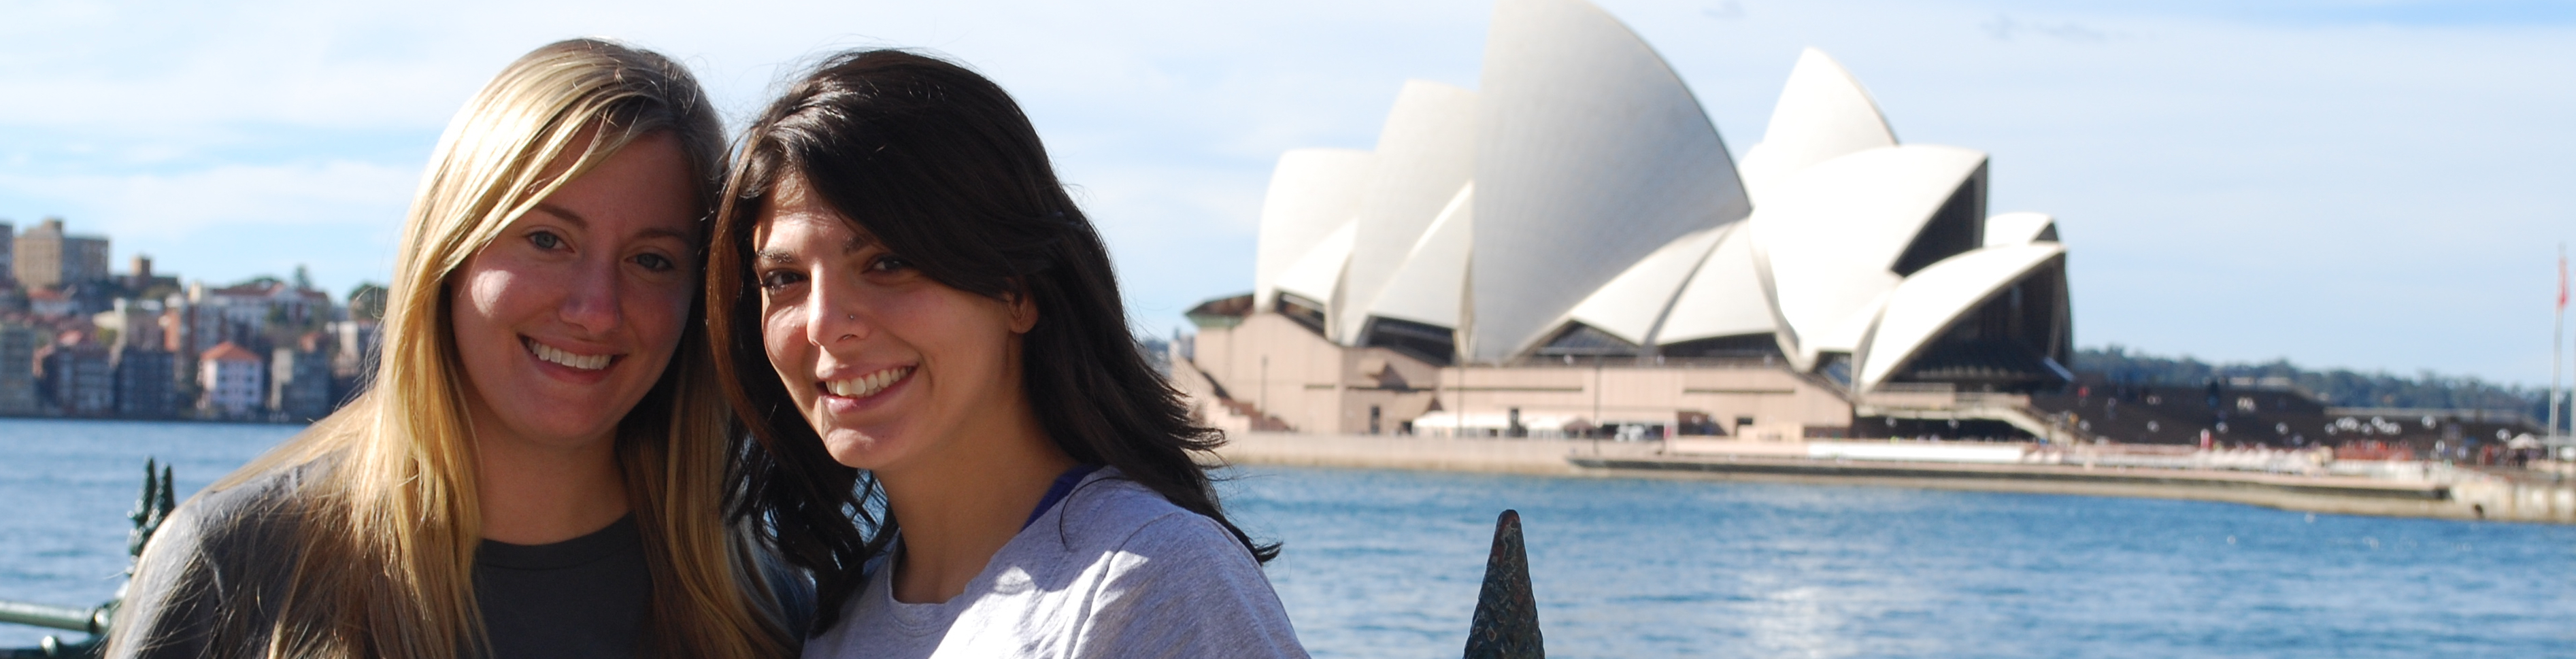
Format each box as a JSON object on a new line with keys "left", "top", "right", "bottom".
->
{"left": 803, "top": 273, "right": 871, "bottom": 347}
{"left": 559, "top": 253, "right": 621, "bottom": 334}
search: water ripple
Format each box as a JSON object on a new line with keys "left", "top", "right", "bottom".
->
{"left": 1223, "top": 464, "right": 2576, "bottom": 659}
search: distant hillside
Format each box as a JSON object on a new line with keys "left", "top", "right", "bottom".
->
{"left": 2074, "top": 345, "right": 2565, "bottom": 422}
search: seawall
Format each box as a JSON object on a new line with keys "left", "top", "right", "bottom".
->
{"left": 1211, "top": 433, "right": 2576, "bottom": 524}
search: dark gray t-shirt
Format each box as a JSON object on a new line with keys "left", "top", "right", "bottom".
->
{"left": 105, "top": 460, "right": 797, "bottom": 659}
{"left": 474, "top": 514, "right": 652, "bottom": 659}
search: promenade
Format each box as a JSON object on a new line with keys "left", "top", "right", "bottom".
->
{"left": 1212, "top": 433, "right": 2576, "bottom": 524}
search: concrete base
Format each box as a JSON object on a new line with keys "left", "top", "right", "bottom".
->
{"left": 1211, "top": 433, "right": 2576, "bottom": 524}
{"left": 1211, "top": 431, "right": 1663, "bottom": 475}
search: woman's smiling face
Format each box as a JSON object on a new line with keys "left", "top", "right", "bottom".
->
{"left": 752, "top": 174, "right": 1035, "bottom": 473}
{"left": 449, "top": 131, "right": 699, "bottom": 449}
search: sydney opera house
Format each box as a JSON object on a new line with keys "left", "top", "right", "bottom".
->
{"left": 1176, "top": 0, "right": 2073, "bottom": 441}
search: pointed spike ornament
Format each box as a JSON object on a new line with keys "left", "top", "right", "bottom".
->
{"left": 126, "top": 459, "right": 159, "bottom": 560}
{"left": 124, "top": 460, "right": 177, "bottom": 569}
{"left": 1463, "top": 509, "right": 1542, "bottom": 659}
{"left": 154, "top": 464, "right": 175, "bottom": 526}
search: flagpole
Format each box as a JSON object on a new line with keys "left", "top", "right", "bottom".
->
{"left": 2554, "top": 242, "right": 2566, "bottom": 439}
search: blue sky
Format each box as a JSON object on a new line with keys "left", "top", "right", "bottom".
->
{"left": 0, "top": 0, "right": 2569, "bottom": 386}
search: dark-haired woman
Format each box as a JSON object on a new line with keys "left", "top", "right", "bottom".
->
{"left": 706, "top": 50, "right": 1308, "bottom": 658}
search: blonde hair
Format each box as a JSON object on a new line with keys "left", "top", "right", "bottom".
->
{"left": 144, "top": 39, "right": 787, "bottom": 658}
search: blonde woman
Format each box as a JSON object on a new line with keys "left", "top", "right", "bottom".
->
{"left": 105, "top": 39, "right": 800, "bottom": 659}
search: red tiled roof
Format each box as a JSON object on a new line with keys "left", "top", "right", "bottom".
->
{"left": 201, "top": 341, "right": 262, "bottom": 363}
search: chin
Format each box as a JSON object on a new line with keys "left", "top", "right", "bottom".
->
{"left": 535, "top": 419, "right": 624, "bottom": 445}
{"left": 819, "top": 427, "right": 909, "bottom": 470}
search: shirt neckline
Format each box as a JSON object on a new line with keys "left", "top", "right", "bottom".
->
{"left": 1024, "top": 464, "right": 1105, "bottom": 530}
{"left": 871, "top": 467, "right": 1116, "bottom": 621}
{"left": 478, "top": 513, "right": 641, "bottom": 571}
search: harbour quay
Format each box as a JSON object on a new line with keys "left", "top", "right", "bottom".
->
{"left": 1214, "top": 433, "right": 2576, "bottom": 524}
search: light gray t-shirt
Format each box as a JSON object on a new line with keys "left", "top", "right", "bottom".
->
{"left": 804, "top": 469, "right": 1307, "bottom": 659}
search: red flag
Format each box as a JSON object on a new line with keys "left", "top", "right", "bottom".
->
{"left": 2562, "top": 251, "right": 2569, "bottom": 309}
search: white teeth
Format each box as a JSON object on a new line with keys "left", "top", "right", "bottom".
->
{"left": 824, "top": 367, "right": 911, "bottom": 399}
{"left": 527, "top": 339, "right": 611, "bottom": 371}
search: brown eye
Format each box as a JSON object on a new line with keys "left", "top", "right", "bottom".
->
{"left": 758, "top": 269, "right": 807, "bottom": 290}
{"left": 634, "top": 252, "right": 676, "bottom": 272}
{"left": 867, "top": 254, "right": 911, "bottom": 273}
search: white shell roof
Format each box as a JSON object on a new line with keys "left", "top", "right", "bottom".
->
{"left": 1748, "top": 143, "right": 1986, "bottom": 368}
{"left": 1271, "top": 219, "right": 1357, "bottom": 322}
{"left": 1655, "top": 222, "right": 1778, "bottom": 345}
{"left": 1983, "top": 212, "right": 2058, "bottom": 247}
{"left": 1240, "top": 35, "right": 2078, "bottom": 388}
{"left": 1467, "top": 0, "right": 1750, "bottom": 362}
{"left": 1736, "top": 48, "right": 1896, "bottom": 208}
{"left": 1364, "top": 184, "right": 1476, "bottom": 328}
{"left": 1560, "top": 224, "right": 1727, "bottom": 345}
{"left": 1338, "top": 80, "right": 1481, "bottom": 342}
{"left": 1852, "top": 243, "right": 2067, "bottom": 392}
{"left": 1253, "top": 148, "right": 1373, "bottom": 311}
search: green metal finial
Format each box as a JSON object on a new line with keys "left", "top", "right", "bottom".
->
{"left": 125, "top": 460, "right": 175, "bottom": 568}
{"left": 126, "top": 459, "right": 154, "bottom": 528}
{"left": 155, "top": 464, "right": 174, "bottom": 524}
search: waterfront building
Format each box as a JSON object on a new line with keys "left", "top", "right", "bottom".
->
{"left": 156, "top": 294, "right": 199, "bottom": 406}
{"left": 12, "top": 218, "right": 110, "bottom": 291}
{"left": 122, "top": 255, "right": 179, "bottom": 297}
{"left": 0, "top": 219, "right": 14, "bottom": 288}
{"left": 329, "top": 318, "right": 379, "bottom": 396}
{"left": 93, "top": 298, "right": 166, "bottom": 351}
{"left": 112, "top": 345, "right": 179, "bottom": 419}
{"left": 269, "top": 334, "right": 335, "bottom": 422}
{"left": 24, "top": 289, "right": 73, "bottom": 318}
{"left": 198, "top": 341, "right": 264, "bottom": 419}
{"left": 1186, "top": 0, "right": 2071, "bottom": 440}
{"left": 0, "top": 322, "right": 37, "bottom": 415}
{"left": 182, "top": 278, "right": 333, "bottom": 357}
{"left": 37, "top": 333, "right": 114, "bottom": 417}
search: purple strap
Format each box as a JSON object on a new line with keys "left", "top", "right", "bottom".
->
{"left": 1022, "top": 464, "right": 1104, "bottom": 530}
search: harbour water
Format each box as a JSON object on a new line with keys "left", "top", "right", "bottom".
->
{"left": 3, "top": 418, "right": 2571, "bottom": 656}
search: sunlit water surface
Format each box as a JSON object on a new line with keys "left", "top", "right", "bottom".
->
{"left": 3, "top": 419, "right": 2569, "bottom": 656}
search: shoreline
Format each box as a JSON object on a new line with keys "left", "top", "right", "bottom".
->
{"left": 1212, "top": 433, "right": 2576, "bottom": 524}
{"left": 0, "top": 415, "right": 310, "bottom": 426}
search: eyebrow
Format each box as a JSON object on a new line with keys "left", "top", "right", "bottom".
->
{"left": 533, "top": 202, "right": 588, "bottom": 228}
{"left": 637, "top": 226, "right": 699, "bottom": 246}
{"left": 756, "top": 227, "right": 880, "bottom": 265}
{"left": 534, "top": 202, "right": 700, "bottom": 246}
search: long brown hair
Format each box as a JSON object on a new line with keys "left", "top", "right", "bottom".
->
{"left": 707, "top": 50, "right": 1277, "bottom": 628}
{"left": 114, "top": 39, "right": 792, "bottom": 658}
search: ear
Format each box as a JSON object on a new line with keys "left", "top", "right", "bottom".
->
{"left": 1004, "top": 281, "right": 1039, "bottom": 334}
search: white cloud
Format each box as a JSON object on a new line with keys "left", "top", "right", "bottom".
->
{"left": 0, "top": 159, "right": 416, "bottom": 294}
{"left": 0, "top": 160, "right": 418, "bottom": 236}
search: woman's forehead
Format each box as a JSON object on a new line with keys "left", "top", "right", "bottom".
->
{"left": 763, "top": 172, "right": 860, "bottom": 223}
{"left": 755, "top": 204, "right": 883, "bottom": 258}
